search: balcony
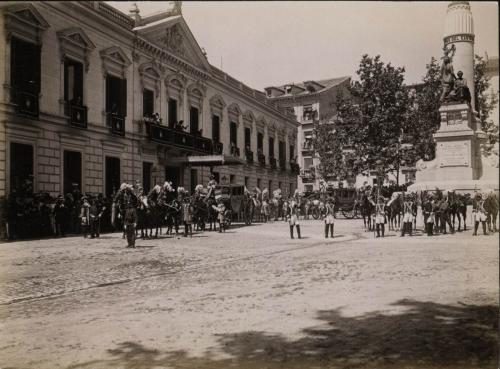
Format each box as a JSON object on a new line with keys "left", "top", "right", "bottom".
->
{"left": 258, "top": 152, "right": 266, "bottom": 166}
{"left": 290, "top": 162, "right": 300, "bottom": 175}
{"left": 67, "top": 102, "right": 87, "bottom": 129}
{"left": 302, "top": 141, "right": 314, "bottom": 153}
{"left": 270, "top": 156, "right": 277, "bottom": 169}
{"left": 300, "top": 168, "right": 316, "bottom": 183}
{"left": 230, "top": 145, "right": 240, "bottom": 157}
{"left": 213, "top": 141, "right": 224, "bottom": 155}
{"left": 14, "top": 88, "right": 39, "bottom": 118}
{"left": 279, "top": 158, "right": 287, "bottom": 171}
{"left": 245, "top": 148, "right": 254, "bottom": 164}
{"left": 145, "top": 120, "right": 213, "bottom": 154}
{"left": 107, "top": 113, "right": 125, "bottom": 136}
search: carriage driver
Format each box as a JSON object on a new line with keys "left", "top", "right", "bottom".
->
{"left": 324, "top": 197, "right": 335, "bottom": 238}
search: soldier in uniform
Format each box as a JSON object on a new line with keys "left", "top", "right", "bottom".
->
{"left": 423, "top": 195, "right": 435, "bottom": 236}
{"left": 124, "top": 204, "right": 138, "bottom": 247}
{"left": 370, "top": 194, "right": 387, "bottom": 238}
{"left": 439, "top": 193, "right": 454, "bottom": 234}
{"left": 286, "top": 201, "right": 301, "bottom": 239}
{"left": 401, "top": 193, "right": 415, "bottom": 237}
{"left": 472, "top": 192, "right": 488, "bottom": 236}
{"left": 324, "top": 197, "right": 335, "bottom": 238}
{"left": 53, "top": 195, "right": 67, "bottom": 237}
{"left": 80, "top": 195, "right": 91, "bottom": 238}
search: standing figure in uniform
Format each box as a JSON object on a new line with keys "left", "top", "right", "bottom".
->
{"left": 401, "top": 193, "right": 415, "bottom": 237}
{"left": 80, "top": 196, "right": 91, "bottom": 238}
{"left": 287, "top": 201, "right": 301, "bottom": 239}
{"left": 54, "top": 195, "right": 67, "bottom": 237}
{"left": 439, "top": 193, "right": 454, "bottom": 234}
{"left": 472, "top": 193, "right": 488, "bottom": 236}
{"left": 182, "top": 196, "right": 194, "bottom": 237}
{"left": 370, "top": 195, "right": 387, "bottom": 238}
{"left": 324, "top": 197, "right": 335, "bottom": 238}
{"left": 124, "top": 205, "right": 138, "bottom": 247}
{"left": 423, "top": 195, "right": 435, "bottom": 236}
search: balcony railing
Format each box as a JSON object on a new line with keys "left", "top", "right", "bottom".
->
{"left": 145, "top": 121, "right": 213, "bottom": 154}
{"left": 279, "top": 158, "right": 286, "bottom": 171}
{"left": 67, "top": 102, "right": 88, "bottom": 129}
{"left": 300, "top": 169, "right": 316, "bottom": 183}
{"left": 14, "top": 89, "right": 39, "bottom": 118}
{"left": 258, "top": 152, "right": 266, "bottom": 166}
{"left": 108, "top": 113, "right": 125, "bottom": 136}
{"left": 230, "top": 145, "right": 240, "bottom": 157}
{"left": 270, "top": 156, "right": 277, "bottom": 169}
{"left": 290, "top": 162, "right": 300, "bottom": 175}
{"left": 245, "top": 148, "right": 254, "bottom": 164}
{"left": 213, "top": 141, "right": 224, "bottom": 155}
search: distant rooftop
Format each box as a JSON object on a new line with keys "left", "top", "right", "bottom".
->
{"left": 265, "top": 76, "right": 350, "bottom": 98}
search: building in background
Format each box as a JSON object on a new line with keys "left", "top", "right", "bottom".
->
{"left": 265, "top": 77, "right": 350, "bottom": 192}
{"left": 0, "top": 1, "right": 299, "bottom": 200}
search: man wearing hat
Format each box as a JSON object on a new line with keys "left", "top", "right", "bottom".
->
{"left": 472, "top": 192, "right": 488, "bottom": 236}
{"left": 54, "top": 195, "right": 67, "bottom": 237}
{"left": 423, "top": 194, "right": 435, "bottom": 236}
{"left": 324, "top": 197, "right": 335, "bottom": 238}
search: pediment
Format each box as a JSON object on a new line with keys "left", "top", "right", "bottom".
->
{"left": 134, "top": 16, "right": 210, "bottom": 72}
{"left": 7, "top": 4, "right": 50, "bottom": 30}
{"left": 57, "top": 27, "right": 96, "bottom": 50}
{"left": 228, "top": 103, "right": 243, "bottom": 117}
{"left": 139, "top": 61, "right": 162, "bottom": 79}
{"left": 100, "top": 46, "right": 131, "bottom": 67}
{"left": 209, "top": 94, "right": 226, "bottom": 110}
{"left": 243, "top": 110, "right": 256, "bottom": 122}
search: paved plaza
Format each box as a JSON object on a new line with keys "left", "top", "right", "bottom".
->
{"left": 0, "top": 219, "right": 498, "bottom": 369}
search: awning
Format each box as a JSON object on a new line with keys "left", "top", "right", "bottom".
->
{"left": 180, "top": 154, "right": 246, "bottom": 166}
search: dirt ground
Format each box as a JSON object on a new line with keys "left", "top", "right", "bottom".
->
{"left": 0, "top": 219, "right": 498, "bottom": 369}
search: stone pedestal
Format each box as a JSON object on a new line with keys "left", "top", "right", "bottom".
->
{"left": 409, "top": 103, "right": 498, "bottom": 193}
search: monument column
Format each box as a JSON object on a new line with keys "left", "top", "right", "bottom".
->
{"left": 444, "top": 1, "right": 476, "bottom": 111}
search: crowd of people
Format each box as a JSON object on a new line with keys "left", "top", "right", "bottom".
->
{"left": 1, "top": 176, "right": 498, "bottom": 244}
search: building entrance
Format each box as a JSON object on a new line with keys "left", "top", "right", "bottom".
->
{"left": 165, "top": 166, "right": 181, "bottom": 188}
{"left": 10, "top": 142, "right": 33, "bottom": 193}
{"left": 105, "top": 156, "right": 120, "bottom": 197}
{"left": 63, "top": 150, "right": 82, "bottom": 195}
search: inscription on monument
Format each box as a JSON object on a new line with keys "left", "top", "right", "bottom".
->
{"left": 446, "top": 111, "right": 463, "bottom": 125}
{"left": 439, "top": 142, "right": 469, "bottom": 167}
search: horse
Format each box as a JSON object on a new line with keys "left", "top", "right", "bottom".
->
{"left": 204, "top": 196, "right": 218, "bottom": 231}
{"left": 484, "top": 191, "right": 499, "bottom": 233}
{"left": 449, "top": 191, "right": 467, "bottom": 232}
{"left": 360, "top": 193, "right": 375, "bottom": 231}
{"left": 147, "top": 185, "right": 166, "bottom": 238}
{"left": 386, "top": 193, "right": 403, "bottom": 231}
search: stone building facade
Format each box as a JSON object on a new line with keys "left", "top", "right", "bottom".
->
{"left": 0, "top": 1, "right": 299, "bottom": 199}
{"left": 265, "top": 77, "right": 350, "bottom": 192}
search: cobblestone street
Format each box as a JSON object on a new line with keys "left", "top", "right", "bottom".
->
{"left": 0, "top": 219, "right": 497, "bottom": 369}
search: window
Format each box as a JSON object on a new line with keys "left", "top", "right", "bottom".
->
{"left": 230, "top": 122, "right": 237, "bottom": 146}
{"left": 289, "top": 183, "right": 294, "bottom": 195}
{"left": 305, "top": 185, "right": 313, "bottom": 192}
{"left": 106, "top": 75, "right": 127, "bottom": 117}
{"left": 230, "top": 174, "right": 235, "bottom": 184}
{"left": 268, "top": 180, "right": 273, "bottom": 191}
{"left": 245, "top": 176, "right": 249, "bottom": 188}
{"left": 212, "top": 171, "right": 220, "bottom": 183}
{"left": 105, "top": 157, "right": 120, "bottom": 197}
{"left": 64, "top": 59, "right": 83, "bottom": 105}
{"left": 289, "top": 145, "right": 295, "bottom": 160}
{"left": 257, "top": 132, "right": 264, "bottom": 151}
{"left": 63, "top": 150, "right": 82, "bottom": 195}
{"left": 212, "top": 115, "right": 220, "bottom": 142}
{"left": 190, "top": 107, "right": 199, "bottom": 134}
{"left": 165, "top": 166, "right": 181, "bottom": 189}
{"left": 168, "top": 98, "right": 177, "bottom": 127}
{"left": 10, "top": 37, "right": 41, "bottom": 116}
{"left": 257, "top": 178, "right": 261, "bottom": 189}
{"left": 279, "top": 181, "right": 282, "bottom": 190}
{"left": 143, "top": 89, "right": 154, "bottom": 118}
{"left": 143, "top": 162, "right": 152, "bottom": 193}
{"left": 279, "top": 141, "right": 286, "bottom": 161}
{"left": 10, "top": 142, "right": 34, "bottom": 193}
{"left": 304, "top": 157, "right": 313, "bottom": 169}
{"left": 268, "top": 137, "right": 275, "bottom": 158}
{"left": 303, "top": 105, "right": 314, "bottom": 121}
{"left": 244, "top": 128, "right": 251, "bottom": 149}
{"left": 285, "top": 85, "right": 292, "bottom": 94}
{"left": 190, "top": 169, "right": 198, "bottom": 194}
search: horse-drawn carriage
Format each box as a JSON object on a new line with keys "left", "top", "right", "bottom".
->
{"left": 331, "top": 188, "right": 362, "bottom": 219}
{"left": 213, "top": 184, "right": 245, "bottom": 226}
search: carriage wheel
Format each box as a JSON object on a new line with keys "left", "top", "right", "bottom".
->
{"left": 341, "top": 207, "right": 356, "bottom": 219}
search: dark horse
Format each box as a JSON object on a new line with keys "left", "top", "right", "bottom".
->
{"left": 242, "top": 192, "right": 254, "bottom": 225}
{"left": 485, "top": 191, "right": 499, "bottom": 233}
{"left": 386, "top": 193, "right": 403, "bottom": 231}
{"left": 449, "top": 191, "right": 468, "bottom": 232}
{"left": 360, "top": 192, "right": 375, "bottom": 231}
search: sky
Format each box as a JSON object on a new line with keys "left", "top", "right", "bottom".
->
{"left": 108, "top": 1, "right": 499, "bottom": 90}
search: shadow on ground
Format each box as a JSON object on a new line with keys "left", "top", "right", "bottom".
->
{"left": 67, "top": 299, "right": 498, "bottom": 369}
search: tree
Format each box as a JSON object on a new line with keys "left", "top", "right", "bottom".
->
{"left": 312, "top": 54, "right": 410, "bottom": 183}
{"left": 474, "top": 54, "right": 499, "bottom": 155}
{"left": 405, "top": 57, "right": 442, "bottom": 162}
